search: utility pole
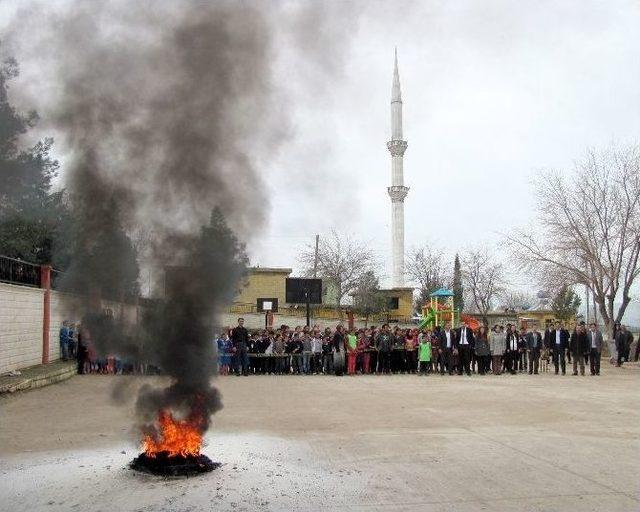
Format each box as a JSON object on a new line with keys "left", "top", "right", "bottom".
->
{"left": 309, "top": 234, "right": 319, "bottom": 327}
{"left": 313, "top": 234, "right": 319, "bottom": 278}
{"left": 585, "top": 284, "right": 590, "bottom": 323}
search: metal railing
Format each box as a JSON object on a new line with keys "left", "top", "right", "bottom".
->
{"left": 0, "top": 255, "right": 41, "bottom": 287}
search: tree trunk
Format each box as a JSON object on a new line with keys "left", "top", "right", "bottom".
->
{"left": 595, "top": 294, "right": 613, "bottom": 340}
{"left": 614, "top": 296, "right": 631, "bottom": 325}
{"left": 607, "top": 296, "right": 616, "bottom": 341}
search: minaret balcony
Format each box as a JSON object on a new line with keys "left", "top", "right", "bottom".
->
{"left": 386, "top": 139, "right": 408, "bottom": 156}
{"left": 387, "top": 185, "right": 409, "bottom": 202}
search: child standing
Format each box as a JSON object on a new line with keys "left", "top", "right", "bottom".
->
{"left": 346, "top": 329, "right": 358, "bottom": 375}
{"left": 418, "top": 335, "right": 432, "bottom": 375}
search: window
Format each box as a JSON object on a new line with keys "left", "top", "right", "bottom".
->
{"left": 387, "top": 297, "right": 399, "bottom": 310}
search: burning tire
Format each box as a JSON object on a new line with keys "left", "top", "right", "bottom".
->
{"left": 130, "top": 451, "right": 219, "bottom": 476}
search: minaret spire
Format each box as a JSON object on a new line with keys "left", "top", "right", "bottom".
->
{"left": 387, "top": 48, "right": 409, "bottom": 288}
{"left": 392, "top": 47, "right": 402, "bottom": 104}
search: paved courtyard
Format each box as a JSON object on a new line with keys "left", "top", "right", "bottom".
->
{"left": 1, "top": 365, "right": 638, "bottom": 512}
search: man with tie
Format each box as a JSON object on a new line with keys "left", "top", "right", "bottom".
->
{"left": 455, "top": 321, "right": 475, "bottom": 376}
{"left": 587, "top": 322, "right": 603, "bottom": 375}
{"left": 438, "top": 321, "right": 457, "bottom": 375}
{"left": 551, "top": 321, "right": 569, "bottom": 375}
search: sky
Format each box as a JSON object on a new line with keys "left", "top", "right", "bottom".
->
{"left": 256, "top": 0, "right": 640, "bottom": 277}
{"left": 1, "top": 0, "right": 639, "bottom": 320}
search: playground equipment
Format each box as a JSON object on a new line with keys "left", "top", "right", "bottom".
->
{"left": 419, "top": 288, "right": 459, "bottom": 330}
{"left": 460, "top": 314, "right": 481, "bottom": 331}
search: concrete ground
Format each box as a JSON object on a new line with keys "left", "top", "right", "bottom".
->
{"left": 0, "top": 364, "right": 638, "bottom": 512}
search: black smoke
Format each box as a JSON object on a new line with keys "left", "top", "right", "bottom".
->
{"left": 4, "top": 0, "right": 361, "bottom": 442}
{"left": 45, "top": 0, "right": 275, "bottom": 439}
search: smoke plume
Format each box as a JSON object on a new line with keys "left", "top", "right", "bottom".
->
{"left": 3, "top": 0, "right": 360, "bottom": 440}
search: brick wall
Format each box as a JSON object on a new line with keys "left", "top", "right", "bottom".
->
{"left": 0, "top": 283, "right": 45, "bottom": 374}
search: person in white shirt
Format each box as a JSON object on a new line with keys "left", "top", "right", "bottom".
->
{"left": 311, "top": 332, "right": 323, "bottom": 374}
{"left": 550, "top": 321, "right": 569, "bottom": 375}
{"left": 504, "top": 324, "right": 519, "bottom": 375}
{"left": 455, "top": 321, "right": 475, "bottom": 376}
{"left": 438, "top": 322, "right": 457, "bottom": 375}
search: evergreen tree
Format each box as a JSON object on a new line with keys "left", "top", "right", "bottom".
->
{"left": 551, "top": 285, "right": 581, "bottom": 322}
{"left": 0, "top": 52, "right": 68, "bottom": 264}
{"left": 452, "top": 253, "right": 464, "bottom": 312}
{"left": 352, "top": 270, "right": 386, "bottom": 327}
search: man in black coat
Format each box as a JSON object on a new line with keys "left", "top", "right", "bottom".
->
{"left": 615, "top": 325, "right": 630, "bottom": 367}
{"left": 375, "top": 324, "right": 393, "bottom": 374}
{"left": 543, "top": 325, "right": 553, "bottom": 349}
{"left": 455, "top": 321, "right": 475, "bottom": 376}
{"left": 231, "top": 317, "right": 250, "bottom": 376}
{"left": 550, "top": 321, "right": 569, "bottom": 375}
{"left": 438, "top": 322, "right": 457, "bottom": 375}
{"left": 570, "top": 322, "right": 589, "bottom": 375}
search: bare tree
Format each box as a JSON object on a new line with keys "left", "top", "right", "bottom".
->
{"left": 298, "top": 231, "right": 376, "bottom": 311}
{"left": 406, "top": 245, "right": 449, "bottom": 308}
{"left": 504, "top": 143, "right": 640, "bottom": 339}
{"left": 462, "top": 247, "right": 505, "bottom": 325}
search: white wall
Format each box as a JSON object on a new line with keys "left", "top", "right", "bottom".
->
{"left": 1, "top": 282, "right": 141, "bottom": 374}
{"left": 0, "top": 283, "right": 44, "bottom": 374}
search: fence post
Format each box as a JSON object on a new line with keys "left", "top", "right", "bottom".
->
{"left": 41, "top": 265, "right": 52, "bottom": 364}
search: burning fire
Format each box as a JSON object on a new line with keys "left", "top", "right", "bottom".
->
{"left": 142, "top": 410, "right": 204, "bottom": 458}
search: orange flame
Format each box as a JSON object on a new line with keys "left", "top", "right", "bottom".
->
{"left": 142, "top": 410, "right": 204, "bottom": 458}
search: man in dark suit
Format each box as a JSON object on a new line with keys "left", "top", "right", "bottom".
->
{"left": 438, "top": 321, "right": 457, "bottom": 375}
{"left": 570, "top": 322, "right": 589, "bottom": 375}
{"left": 587, "top": 322, "right": 603, "bottom": 375}
{"left": 231, "top": 317, "right": 250, "bottom": 376}
{"left": 526, "top": 326, "right": 543, "bottom": 374}
{"left": 550, "top": 321, "right": 569, "bottom": 375}
{"left": 615, "top": 325, "right": 629, "bottom": 367}
{"left": 455, "top": 321, "right": 475, "bottom": 376}
{"left": 543, "top": 324, "right": 553, "bottom": 349}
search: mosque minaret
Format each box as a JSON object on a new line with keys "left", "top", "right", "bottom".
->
{"left": 387, "top": 48, "right": 409, "bottom": 287}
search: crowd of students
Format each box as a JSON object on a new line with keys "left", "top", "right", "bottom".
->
{"left": 218, "top": 317, "right": 636, "bottom": 377}
{"left": 60, "top": 315, "right": 635, "bottom": 377}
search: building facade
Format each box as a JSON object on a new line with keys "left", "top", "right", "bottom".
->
{"left": 234, "top": 267, "right": 292, "bottom": 312}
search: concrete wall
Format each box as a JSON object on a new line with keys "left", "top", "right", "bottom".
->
{"left": 0, "top": 283, "right": 45, "bottom": 374}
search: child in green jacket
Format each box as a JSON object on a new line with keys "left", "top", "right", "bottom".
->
{"left": 418, "top": 336, "right": 432, "bottom": 375}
